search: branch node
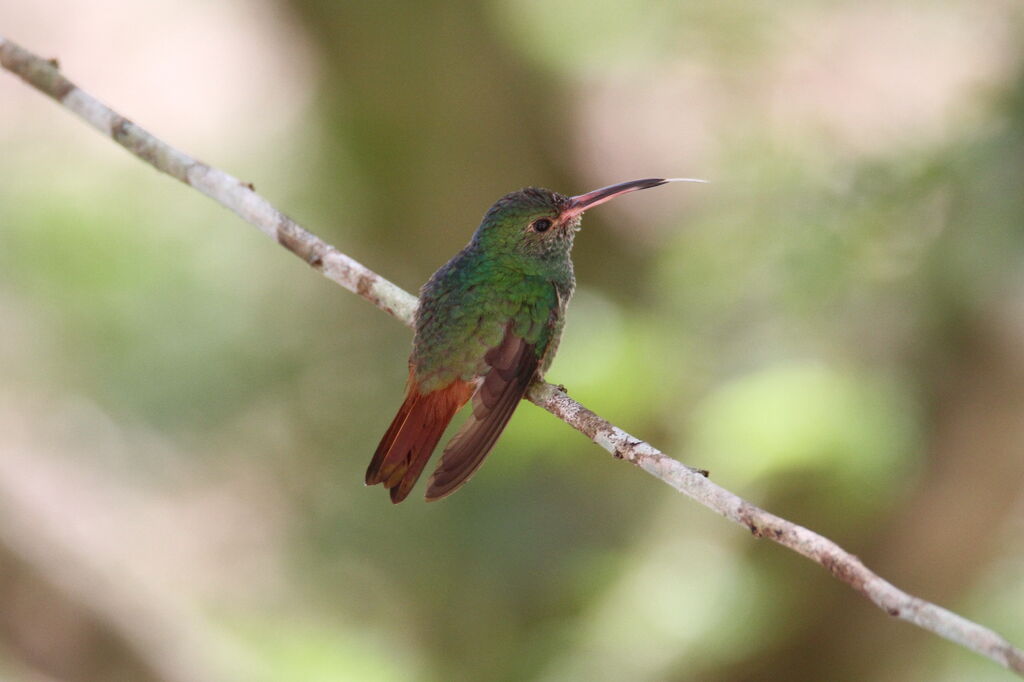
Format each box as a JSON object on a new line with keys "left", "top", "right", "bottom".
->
{"left": 738, "top": 501, "right": 760, "bottom": 534}
{"left": 356, "top": 272, "right": 378, "bottom": 297}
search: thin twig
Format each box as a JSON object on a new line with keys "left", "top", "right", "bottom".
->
{"left": 2, "top": 35, "right": 1022, "bottom": 677}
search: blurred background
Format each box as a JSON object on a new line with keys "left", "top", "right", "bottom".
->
{"left": 2, "top": 1, "right": 1023, "bottom": 680}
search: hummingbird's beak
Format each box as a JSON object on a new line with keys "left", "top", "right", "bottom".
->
{"left": 562, "top": 177, "right": 707, "bottom": 220}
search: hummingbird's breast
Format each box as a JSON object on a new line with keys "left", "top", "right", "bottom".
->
{"left": 411, "top": 246, "right": 571, "bottom": 392}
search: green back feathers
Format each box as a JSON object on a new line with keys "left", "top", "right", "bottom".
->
{"left": 412, "top": 188, "right": 578, "bottom": 392}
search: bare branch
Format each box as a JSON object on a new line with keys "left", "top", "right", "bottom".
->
{"left": 3, "top": 35, "right": 1022, "bottom": 677}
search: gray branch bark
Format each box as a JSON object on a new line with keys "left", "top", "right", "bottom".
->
{"left": 2, "top": 35, "right": 1022, "bottom": 677}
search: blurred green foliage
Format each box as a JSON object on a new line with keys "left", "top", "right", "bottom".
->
{"left": 1, "top": 1, "right": 1023, "bottom": 681}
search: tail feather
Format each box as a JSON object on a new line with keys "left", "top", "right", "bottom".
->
{"left": 365, "top": 379, "right": 420, "bottom": 486}
{"left": 366, "top": 374, "right": 474, "bottom": 503}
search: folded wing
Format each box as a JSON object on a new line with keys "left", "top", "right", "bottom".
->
{"left": 425, "top": 324, "right": 539, "bottom": 501}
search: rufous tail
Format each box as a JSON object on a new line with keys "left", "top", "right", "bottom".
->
{"left": 365, "top": 373, "right": 474, "bottom": 503}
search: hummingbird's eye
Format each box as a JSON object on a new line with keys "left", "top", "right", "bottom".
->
{"left": 531, "top": 218, "right": 553, "bottom": 233}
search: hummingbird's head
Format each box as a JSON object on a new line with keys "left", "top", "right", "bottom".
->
{"left": 472, "top": 187, "right": 573, "bottom": 260}
{"left": 471, "top": 178, "right": 705, "bottom": 260}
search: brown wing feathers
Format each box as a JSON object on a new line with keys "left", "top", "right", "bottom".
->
{"left": 425, "top": 328, "right": 539, "bottom": 501}
{"left": 367, "top": 325, "right": 540, "bottom": 503}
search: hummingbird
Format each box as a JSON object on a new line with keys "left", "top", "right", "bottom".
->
{"left": 366, "top": 177, "right": 701, "bottom": 502}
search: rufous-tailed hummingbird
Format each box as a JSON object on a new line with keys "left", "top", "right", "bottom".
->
{"left": 366, "top": 178, "right": 701, "bottom": 502}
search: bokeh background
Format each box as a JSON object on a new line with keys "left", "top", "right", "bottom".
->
{"left": 2, "top": 1, "right": 1024, "bottom": 680}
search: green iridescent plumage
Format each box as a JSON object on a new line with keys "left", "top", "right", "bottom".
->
{"left": 366, "top": 178, "right": 687, "bottom": 502}
{"left": 413, "top": 187, "right": 576, "bottom": 393}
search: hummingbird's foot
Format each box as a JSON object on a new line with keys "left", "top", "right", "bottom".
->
{"left": 555, "top": 383, "right": 568, "bottom": 394}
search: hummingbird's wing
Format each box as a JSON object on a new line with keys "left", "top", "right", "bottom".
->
{"left": 424, "top": 322, "right": 540, "bottom": 501}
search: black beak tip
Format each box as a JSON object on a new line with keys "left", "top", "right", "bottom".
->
{"left": 565, "top": 176, "right": 707, "bottom": 214}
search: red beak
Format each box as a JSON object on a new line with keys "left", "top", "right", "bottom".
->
{"left": 562, "top": 177, "right": 706, "bottom": 220}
